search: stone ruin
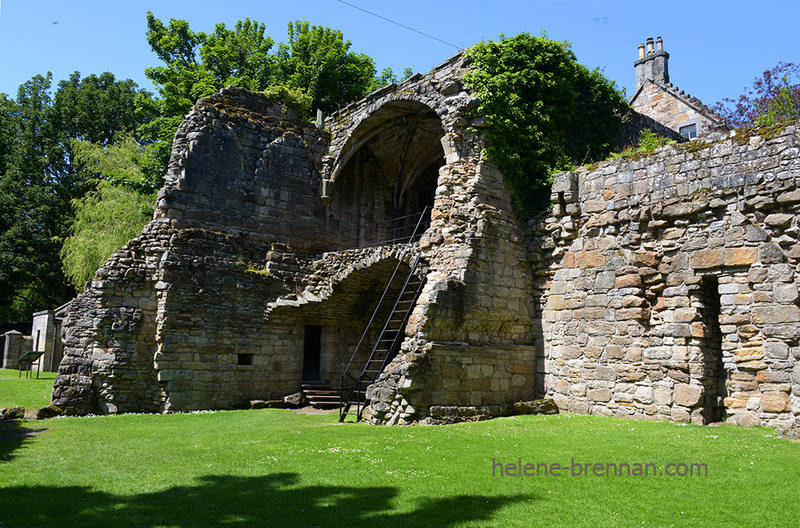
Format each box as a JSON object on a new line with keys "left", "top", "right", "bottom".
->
{"left": 52, "top": 50, "right": 800, "bottom": 431}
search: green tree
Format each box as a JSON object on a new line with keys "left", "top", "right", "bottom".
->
{"left": 713, "top": 62, "right": 799, "bottom": 129}
{"left": 464, "top": 33, "right": 626, "bottom": 216}
{"left": 273, "top": 21, "right": 377, "bottom": 114}
{"left": 61, "top": 135, "right": 159, "bottom": 289}
{"left": 143, "top": 13, "right": 381, "bottom": 122}
{"left": 0, "top": 72, "right": 153, "bottom": 323}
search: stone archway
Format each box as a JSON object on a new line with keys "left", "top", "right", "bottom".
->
{"left": 324, "top": 100, "right": 445, "bottom": 249}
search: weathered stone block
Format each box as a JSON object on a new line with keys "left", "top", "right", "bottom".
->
{"left": 773, "top": 283, "right": 798, "bottom": 303}
{"left": 616, "top": 274, "right": 643, "bottom": 288}
{"left": 725, "top": 247, "right": 757, "bottom": 266}
{"left": 690, "top": 249, "right": 724, "bottom": 269}
{"left": 759, "top": 243, "right": 785, "bottom": 264}
{"left": 753, "top": 305, "right": 800, "bottom": 325}
{"left": 512, "top": 399, "right": 558, "bottom": 415}
{"left": 756, "top": 370, "right": 791, "bottom": 383}
{"left": 671, "top": 407, "right": 691, "bottom": 423}
{"left": 734, "top": 410, "right": 761, "bottom": 427}
{"left": 596, "top": 366, "right": 616, "bottom": 381}
{"left": 584, "top": 200, "right": 606, "bottom": 213}
{"left": 588, "top": 388, "right": 612, "bottom": 402}
{"left": 595, "top": 271, "right": 616, "bottom": 290}
{"left": 654, "top": 387, "right": 672, "bottom": 405}
{"left": 734, "top": 347, "right": 764, "bottom": 362}
{"left": 634, "top": 386, "right": 653, "bottom": 404}
{"left": 760, "top": 392, "right": 790, "bottom": 412}
{"left": 763, "top": 342, "right": 789, "bottom": 359}
{"left": 673, "top": 384, "right": 702, "bottom": 407}
{"left": 577, "top": 250, "right": 604, "bottom": 268}
{"left": 764, "top": 213, "right": 793, "bottom": 226}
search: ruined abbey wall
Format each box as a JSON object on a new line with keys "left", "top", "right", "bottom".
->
{"left": 529, "top": 124, "right": 800, "bottom": 429}
{"left": 53, "top": 56, "right": 538, "bottom": 419}
{"left": 52, "top": 49, "right": 800, "bottom": 432}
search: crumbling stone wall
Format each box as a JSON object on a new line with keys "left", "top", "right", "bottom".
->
{"left": 529, "top": 123, "right": 800, "bottom": 430}
{"left": 55, "top": 51, "right": 800, "bottom": 432}
{"left": 54, "top": 55, "right": 538, "bottom": 419}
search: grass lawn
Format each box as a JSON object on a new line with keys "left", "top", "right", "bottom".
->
{"left": 1, "top": 385, "right": 799, "bottom": 527}
{"left": 0, "top": 368, "right": 57, "bottom": 413}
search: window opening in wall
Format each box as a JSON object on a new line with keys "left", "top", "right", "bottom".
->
{"left": 237, "top": 353, "right": 254, "bottom": 366}
{"left": 679, "top": 123, "right": 697, "bottom": 139}
{"left": 698, "top": 276, "right": 726, "bottom": 423}
{"left": 303, "top": 324, "right": 322, "bottom": 382}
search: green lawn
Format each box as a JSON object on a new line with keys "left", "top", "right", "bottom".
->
{"left": 1, "top": 383, "right": 799, "bottom": 527}
{"left": 0, "top": 368, "right": 56, "bottom": 412}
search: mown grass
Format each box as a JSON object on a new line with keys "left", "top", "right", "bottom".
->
{"left": 1, "top": 404, "right": 799, "bottom": 528}
{"left": 0, "top": 368, "right": 56, "bottom": 412}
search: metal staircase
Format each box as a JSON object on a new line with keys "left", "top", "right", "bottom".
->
{"left": 339, "top": 209, "right": 429, "bottom": 422}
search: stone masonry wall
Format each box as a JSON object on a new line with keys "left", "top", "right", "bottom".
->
{"left": 529, "top": 123, "right": 800, "bottom": 430}
{"left": 631, "top": 80, "right": 721, "bottom": 137}
{"left": 54, "top": 57, "right": 538, "bottom": 418}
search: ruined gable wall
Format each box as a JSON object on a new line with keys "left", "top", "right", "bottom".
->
{"left": 155, "top": 87, "right": 333, "bottom": 251}
{"left": 54, "top": 89, "right": 337, "bottom": 414}
{"left": 529, "top": 123, "right": 800, "bottom": 430}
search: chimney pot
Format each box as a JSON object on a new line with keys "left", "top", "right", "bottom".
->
{"left": 646, "top": 37, "right": 655, "bottom": 55}
{"left": 656, "top": 37, "right": 664, "bottom": 52}
{"left": 638, "top": 43, "right": 645, "bottom": 59}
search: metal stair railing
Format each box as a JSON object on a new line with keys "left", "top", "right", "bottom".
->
{"left": 339, "top": 207, "right": 429, "bottom": 422}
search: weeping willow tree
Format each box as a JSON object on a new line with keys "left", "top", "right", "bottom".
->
{"left": 61, "top": 135, "right": 159, "bottom": 288}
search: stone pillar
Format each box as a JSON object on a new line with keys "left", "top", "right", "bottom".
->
{"left": 3, "top": 330, "right": 23, "bottom": 369}
{"left": 31, "top": 310, "right": 58, "bottom": 372}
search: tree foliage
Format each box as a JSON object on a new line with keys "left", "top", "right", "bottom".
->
{"left": 464, "top": 33, "right": 627, "bottom": 216}
{"left": 61, "top": 181, "right": 154, "bottom": 290}
{"left": 274, "top": 22, "right": 377, "bottom": 114}
{"left": 713, "top": 62, "right": 800, "bottom": 129}
{"left": 0, "top": 73, "right": 152, "bottom": 322}
{"left": 143, "top": 13, "right": 378, "bottom": 121}
{"left": 61, "top": 135, "right": 159, "bottom": 290}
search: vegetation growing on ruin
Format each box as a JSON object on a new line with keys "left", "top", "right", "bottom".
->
{"left": 611, "top": 129, "right": 678, "bottom": 160}
{"left": 464, "top": 32, "right": 627, "bottom": 216}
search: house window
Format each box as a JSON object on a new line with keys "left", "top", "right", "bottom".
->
{"left": 679, "top": 123, "right": 697, "bottom": 139}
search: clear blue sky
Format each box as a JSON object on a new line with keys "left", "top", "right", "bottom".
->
{"left": 1, "top": 0, "right": 797, "bottom": 109}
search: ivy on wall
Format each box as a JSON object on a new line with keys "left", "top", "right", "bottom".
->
{"left": 464, "top": 32, "right": 627, "bottom": 217}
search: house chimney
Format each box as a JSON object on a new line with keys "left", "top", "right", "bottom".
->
{"left": 635, "top": 37, "right": 670, "bottom": 92}
{"left": 651, "top": 36, "right": 669, "bottom": 86}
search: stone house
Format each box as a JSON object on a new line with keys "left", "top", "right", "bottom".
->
{"left": 629, "top": 37, "right": 723, "bottom": 139}
{"left": 52, "top": 44, "right": 800, "bottom": 431}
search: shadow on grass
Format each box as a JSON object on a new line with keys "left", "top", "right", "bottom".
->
{"left": 0, "top": 473, "right": 534, "bottom": 527}
{"left": 0, "top": 421, "right": 46, "bottom": 462}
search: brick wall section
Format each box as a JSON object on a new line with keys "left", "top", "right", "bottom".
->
{"left": 529, "top": 123, "right": 800, "bottom": 429}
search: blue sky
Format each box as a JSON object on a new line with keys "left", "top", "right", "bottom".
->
{"left": 1, "top": 0, "right": 797, "bottom": 109}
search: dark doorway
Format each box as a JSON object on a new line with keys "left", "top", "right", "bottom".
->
{"left": 698, "top": 276, "right": 726, "bottom": 423}
{"left": 303, "top": 325, "right": 322, "bottom": 382}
